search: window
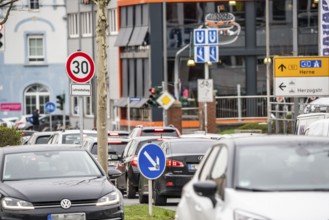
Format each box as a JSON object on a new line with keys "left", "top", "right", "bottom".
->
{"left": 30, "top": 0, "right": 39, "bottom": 10}
{"left": 84, "top": 96, "right": 93, "bottom": 116}
{"left": 81, "top": 12, "right": 92, "bottom": 37}
{"left": 24, "top": 84, "right": 50, "bottom": 115}
{"left": 68, "top": 14, "right": 79, "bottom": 38}
{"left": 28, "top": 35, "right": 44, "bottom": 63}
{"left": 109, "top": 8, "right": 118, "bottom": 35}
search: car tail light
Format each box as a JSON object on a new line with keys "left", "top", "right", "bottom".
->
{"left": 154, "top": 128, "right": 164, "bottom": 132}
{"left": 166, "top": 159, "right": 184, "bottom": 167}
{"left": 108, "top": 141, "right": 122, "bottom": 144}
{"left": 166, "top": 182, "right": 174, "bottom": 186}
{"left": 108, "top": 133, "right": 119, "bottom": 136}
{"left": 131, "top": 156, "right": 138, "bottom": 167}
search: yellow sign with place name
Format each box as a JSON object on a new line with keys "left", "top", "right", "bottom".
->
{"left": 274, "top": 56, "right": 329, "bottom": 77}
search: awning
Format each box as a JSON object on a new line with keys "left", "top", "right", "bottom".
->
{"left": 113, "top": 98, "right": 128, "bottom": 107}
{"left": 130, "top": 98, "right": 148, "bottom": 108}
{"left": 128, "top": 26, "right": 148, "bottom": 46}
{"left": 114, "top": 27, "right": 133, "bottom": 47}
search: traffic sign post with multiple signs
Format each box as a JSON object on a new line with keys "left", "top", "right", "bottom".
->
{"left": 137, "top": 143, "right": 166, "bottom": 216}
{"left": 274, "top": 56, "right": 329, "bottom": 96}
{"left": 66, "top": 51, "right": 95, "bottom": 139}
{"left": 194, "top": 29, "right": 219, "bottom": 63}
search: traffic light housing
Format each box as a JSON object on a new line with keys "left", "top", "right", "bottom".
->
{"left": 0, "top": 27, "right": 4, "bottom": 51}
{"left": 147, "top": 86, "right": 161, "bottom": 107}
{"left": 56, "top": 94, "right": 65, "bottom": 111}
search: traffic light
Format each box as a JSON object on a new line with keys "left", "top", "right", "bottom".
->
{"left": 0, "top": 26, "right": 4, "bottom": 51}
{"left": 147, "top": 86, "right": 161, "bottom": 107}
{"left": 56, "top": 94, "right": 65, "bottom": 111}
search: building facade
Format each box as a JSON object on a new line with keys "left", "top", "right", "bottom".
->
{"left": 115, "top": 0, "right": 319, "bottom": 126}
{"left": 0, "top": 0, "right": 68, "bottom": 119}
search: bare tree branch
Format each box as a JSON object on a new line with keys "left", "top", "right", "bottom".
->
{"left": 0, "top": 0, "right": 18, "bottom": 25}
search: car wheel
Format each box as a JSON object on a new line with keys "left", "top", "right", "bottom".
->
{"left": 138, "top": 178, "right": 148, "bottom": 204}
{"left": 126, "top": 177, "right": 136, "bottom": 198}
{"left": 153, "top": 188, "right": 166, "bottom": 206}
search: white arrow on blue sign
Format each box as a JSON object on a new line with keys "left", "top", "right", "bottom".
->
{"left": 45, "top": 102, "right": 56, "bottom": 113}
{"left": 209, "top": 46, "right": 218, "bottom": 63}
{"left": 195, "top": 46, "right": 206, "bottom": 63}
{"left": 137, "top": 143, "right": 166, "bottom": 180}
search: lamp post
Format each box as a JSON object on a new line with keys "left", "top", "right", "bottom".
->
{"left": 265, "top": 0, "right": 271, "bottom": 134}
{"left": 162, "top": 0, "right": 168, "bottom": 126}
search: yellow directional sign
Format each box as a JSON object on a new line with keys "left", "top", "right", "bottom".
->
{"left": 156, "top": 91, "right": 175, "bottom": 110}
{"left": 274, "top": 56, "right": 329, "bottom": 77}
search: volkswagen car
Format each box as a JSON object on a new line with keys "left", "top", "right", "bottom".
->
{"left": 0, "top": 144, "right": 124, "bottom": 220}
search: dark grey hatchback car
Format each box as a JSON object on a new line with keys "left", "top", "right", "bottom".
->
{"left": 0, "top": 145, "right": 124, "bottom": 220}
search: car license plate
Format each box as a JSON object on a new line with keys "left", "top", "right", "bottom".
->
{"left": 48, "top": 213, "right": 86, "bottom": 220}
{"left": 188, "top": 164, "right": 198, "bottom": 171}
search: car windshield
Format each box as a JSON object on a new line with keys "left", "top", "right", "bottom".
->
{"left": 235, "top": 144, "right": 329, "bottom": 191}
{"left": 62, "top": 133, "right": 97, "bottom": 144}
{"left": 3, "top": 151, "right": 102, "bottom": 181}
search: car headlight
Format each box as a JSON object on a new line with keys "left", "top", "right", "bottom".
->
{"left": 234, "top": 209, "right": 270, "bottom": 220}
{"left": 96, "top": 191, "right": 120, "bottom": 206}
{"left": 1, "top": 197, "right": 34, "bottom": 210}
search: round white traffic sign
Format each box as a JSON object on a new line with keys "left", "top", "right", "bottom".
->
{"left": 66, "top": 51, "right": 95, "bottom": 83}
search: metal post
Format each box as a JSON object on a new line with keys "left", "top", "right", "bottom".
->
{"left": 237, "top": 84, "right": 242, "bottom": 121}
{"left": 79, "top": 96, "right": 84, "bottom": 144}
{"left": 292, "top": 0, "right": 298, "bottom": 132}
{"left": 174, "top": 44, "right": 190, "bottom": 99}
{"left": 204, "top": 62, "right": 209, "bottom": 133}
{"left": 148, "top": 179, "right": 152, "bottom": 216}
{"left": 162, "top": 0, "right": 168, "bottom": 126}
{"left": 49, "top": 113, "right": 52, "bottom": 131}
{"left": 127, "top": 97, "right": 130, "bottom": 132}
{"left": 265, "top": 0, "right": 271, "bottom": 134}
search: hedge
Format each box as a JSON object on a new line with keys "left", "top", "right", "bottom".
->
{"left": 0, "top": 126, "right": 22, "bottom": 147}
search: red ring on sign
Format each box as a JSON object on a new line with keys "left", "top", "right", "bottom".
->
{"left": 66, "top": 51, "right": 95, "bottom": 83}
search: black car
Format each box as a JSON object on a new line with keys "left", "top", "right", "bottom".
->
{"left": 20, "top": 114, "right": 70, "bottom": 131}
{"left": 0, "top": 144, "right": 124, "bottom": 220}
{"left": 116, "top": 136, "right": 176, "bottom": 198}
{"left": 139, "top": 138, "right": 218, "bottom": 205}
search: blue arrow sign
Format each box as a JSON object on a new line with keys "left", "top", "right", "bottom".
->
{"left": 137, "top": 143, "right": 166, "bottom": 180}
{"left": 209, "top": 46, "right": 218, "bottom": 63}
{"left": 195, "top": 46, "right": 206, "bottom": 63}
{"left": 45, "top": 102, "right": 56, "bottom": 113}
{"left": 194, "top": 29, "right": 206, "bottom": 45}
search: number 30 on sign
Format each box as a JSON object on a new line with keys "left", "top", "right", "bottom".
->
{"left": 66, "top": 51, "right": 95, "bottom": 84}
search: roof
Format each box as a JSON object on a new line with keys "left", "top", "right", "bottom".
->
{"left": 0, "top": 144, "right": 83, "bottom": 154}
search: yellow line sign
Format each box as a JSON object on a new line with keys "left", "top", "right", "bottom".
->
{"left": 274, "top": 56, "right": 329, "bottom": 77}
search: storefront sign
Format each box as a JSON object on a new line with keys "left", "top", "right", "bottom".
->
{"left": 0, "top": 103, "right": 22, "bottom": 111}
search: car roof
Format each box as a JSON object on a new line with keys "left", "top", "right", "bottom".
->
{"left": 220, "top": 135, "right": 329, "bottom": 147}
{"left": 0, "top": 144, "right": 83, "bottom": 154}
{"left": 162, "top": 137, "right": 218, "bottom": 144}
{"left": 55, "top": 129, "right": 97, "bottom": 134}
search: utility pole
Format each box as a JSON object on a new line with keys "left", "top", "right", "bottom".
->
{"left": 96, "top": 0, "right": 109, "bottom": 173}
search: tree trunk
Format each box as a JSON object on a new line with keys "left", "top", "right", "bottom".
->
{"left": 96, "top": 0, "right": 108, "bottom": 174}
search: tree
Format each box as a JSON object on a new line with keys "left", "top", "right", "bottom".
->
{"left": 0, "top": 0, "right": 19, "bottom": 25}
{"left": 93, "top": 0, "right": 109, "bottom": 174}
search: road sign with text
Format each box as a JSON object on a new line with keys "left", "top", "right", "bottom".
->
{"left": 274, "top": 56, "right": 329, "bottom": 96}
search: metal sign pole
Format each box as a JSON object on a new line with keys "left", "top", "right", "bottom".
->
{"left": 79, "top": 96, "right": 84, "bottom": 144}
{"left": 204, "top": 62, "right": 209, "bottom": 133}
{"left": 49, "top": 113, "right": 52, "bottom": 131}
{"left": 148, "top": 179, "right": 152, "bottom": 216}
{"left": 127, "top": 97, "right": 130, "bottom": 132}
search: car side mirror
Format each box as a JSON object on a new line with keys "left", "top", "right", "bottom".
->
{"left": 193, "top": 180, "right": 217, "bottom": 208}
{"left": 108, "top": 169, "right": 122, "bottom": 179}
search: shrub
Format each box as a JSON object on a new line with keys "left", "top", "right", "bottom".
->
{"left": 237, "top": 123, "right": 268, "bottom": 133}
{"left": 0, "top": 126, "right": 22, "bottom": 147}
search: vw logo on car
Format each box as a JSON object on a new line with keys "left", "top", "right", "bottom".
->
{"left": 60, "top": 199, "right": 72, "bottom": 209}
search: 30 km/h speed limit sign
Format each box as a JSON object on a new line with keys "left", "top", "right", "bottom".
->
{"left": 66, "top": 51, "right": 95, "bottom": 84}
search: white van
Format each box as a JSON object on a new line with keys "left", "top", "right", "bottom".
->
{"left": 296, "top": 113, "right": 329, "bottom": 135}
{"left": 304, "top": 118, "right": 329, "bottom": 137}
